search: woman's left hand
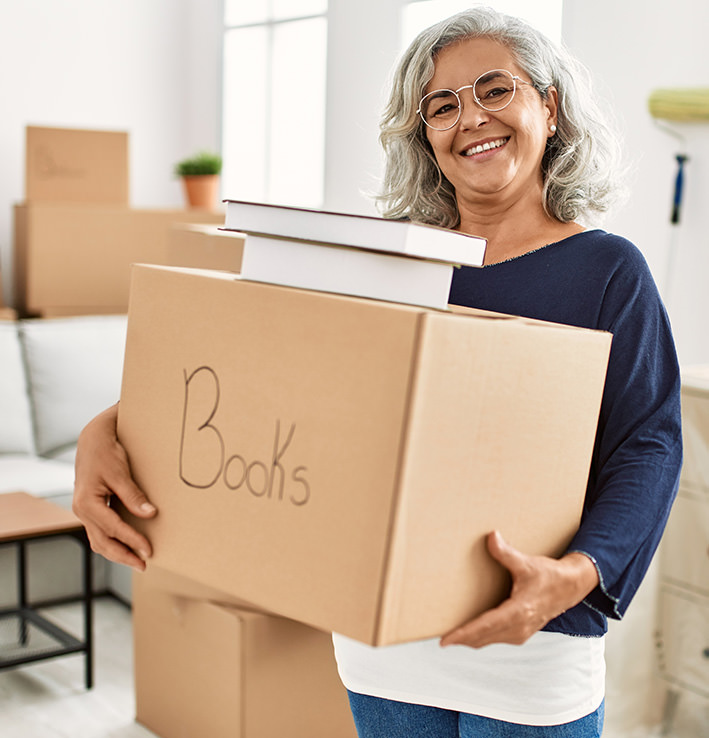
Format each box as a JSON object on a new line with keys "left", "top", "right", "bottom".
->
{"left": 440, "top": 530, "right": 600, "bottom": 649}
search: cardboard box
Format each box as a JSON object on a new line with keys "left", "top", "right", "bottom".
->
{"left": 167, "top": 222, "right": 244, "bottom": 272}
{"left": 140, "top": 563, "right": 266, "bottom": 610}
{"left": 13, "top": 204, "right": 224, "bottom": 315}
{"left": 25, "top": 125, "right": 129, "bottom": 205}
{"left": 118, "top": 264, "right": 611, "bottom": 645}
{"left": 133, "top": 568, "right": 357, "bottom": 738}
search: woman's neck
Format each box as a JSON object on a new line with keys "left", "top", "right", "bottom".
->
{"left": 455, "top": 191, "right": 583, "bottom": 266}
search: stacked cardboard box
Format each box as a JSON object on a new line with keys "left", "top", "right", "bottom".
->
{"left": 133, "top": 567, "right": 357, "bottom": 738}
{"left": 117, "top": 261, "right": 612, "bottom": 646}
{"left": 13, "top": 126, "right": 227, "bottom": 316}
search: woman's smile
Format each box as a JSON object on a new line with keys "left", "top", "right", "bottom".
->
{"left": 460, "top": 136, "right": 510, "bottom": 157}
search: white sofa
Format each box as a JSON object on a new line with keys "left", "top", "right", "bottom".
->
{"left": 0, "top": 314, "right": 130, "bottom": 605}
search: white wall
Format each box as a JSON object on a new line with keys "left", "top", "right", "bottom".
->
{"left": 562, "top": 0, "right": 709, "bottom": 367}
{"left": 0, "top": 0, "right": 223, "bottom": 306}
{"left": 323, "top": 0, "right": 403, "bottom": 215}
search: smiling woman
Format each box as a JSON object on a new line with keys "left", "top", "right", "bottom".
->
{"left": 378, "top": 10, "right": 623, "bottom": 235}
{"left": 70, "top": 6, "right": 682, "bottom": 738}
{"left": 331, "top": 6, "right": 682, "bottom": 737}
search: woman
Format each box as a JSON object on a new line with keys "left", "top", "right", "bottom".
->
{"left": 73, "top": 7, "right": 682, "bottom": 738}
{"left": 330, "top": 8, "right": 681, "bottom": 737}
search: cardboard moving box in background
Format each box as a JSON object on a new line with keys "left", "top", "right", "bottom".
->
{"left": 25, "top": 126, "right": 129, "bottom": 205}
{"left": 118, "top": 264, "right": 611, "bottom": 646}
{"left": 133, "top": 567, "right": 357, "bottom": 738}
{"left": 167, "top": 222, "right": 244, "bottom": 273}
{"left": 14, "top": 125, "right": 229, "bottom": 317}
{"left": 13, "top": 204, "right": 224, "bottom": 315}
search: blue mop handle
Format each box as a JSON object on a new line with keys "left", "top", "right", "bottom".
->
{"left": 671, "top": 154, "right": 688, "bottom": 224}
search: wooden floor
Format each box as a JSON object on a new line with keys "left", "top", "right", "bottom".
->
{"left": 1, "top": 596, "right": 707, "bottom": 738}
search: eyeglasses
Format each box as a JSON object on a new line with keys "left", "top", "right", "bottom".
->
{"left": 417, "top": 69, "right": 533, "bottom": 131}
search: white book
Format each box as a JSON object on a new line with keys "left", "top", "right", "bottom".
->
{"left": 240, "top": 235, "right": 455, "bottom": 309}
{"left": 222, "top": 200, "right": 487, "bottom": 267}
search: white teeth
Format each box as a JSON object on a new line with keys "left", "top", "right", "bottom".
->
{"left": 463, "top": 137, "right": 508, "bottom": 156}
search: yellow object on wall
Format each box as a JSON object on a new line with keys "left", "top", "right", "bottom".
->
{"left": 648, "top": 87, "right": 709, "bottom": 122}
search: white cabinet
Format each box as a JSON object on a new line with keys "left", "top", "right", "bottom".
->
{"left": 657, "top": 366, "right": 709, "bottom": 732}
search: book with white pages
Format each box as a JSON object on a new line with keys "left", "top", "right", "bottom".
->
{"left": 221, "top": 200, "right": 487, "bottom": 309}
{"left": 240, "top": 234, "right": 461, "bottom": 309}
{"left": 222, "top": 200, "right": 486, "bottom": 266}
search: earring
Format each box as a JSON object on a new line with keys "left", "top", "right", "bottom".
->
{"left": 550, "top": 124, "right": 557, "bottom": 134}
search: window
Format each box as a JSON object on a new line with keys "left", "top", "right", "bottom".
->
{"left": 222, "top": 1, "right": 328, "bottom": 208}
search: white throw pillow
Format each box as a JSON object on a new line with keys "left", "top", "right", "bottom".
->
{"left": 20, "top": 315, "right": 128, "bottom": 456}
{"left": 0, "top": 322, "right": 36, "bottom": 454}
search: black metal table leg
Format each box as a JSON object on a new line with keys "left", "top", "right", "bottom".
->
{"left": 80, "top": 531, "right": 94, "bottom": 690}
{"left": 17, "top": 540, "right": 28, "bottom": 646}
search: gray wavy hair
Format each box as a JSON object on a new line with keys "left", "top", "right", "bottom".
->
{"left": 377, "top": 7, "right": 625, "bottom": 227}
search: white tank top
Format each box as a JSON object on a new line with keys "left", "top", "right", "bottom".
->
{"left": 332, "top": 630, "right": 605, "bottom": 726}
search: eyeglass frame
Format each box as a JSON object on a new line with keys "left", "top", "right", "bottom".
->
{"left": 416, "top": 68, "right": 535, "bottom": 131}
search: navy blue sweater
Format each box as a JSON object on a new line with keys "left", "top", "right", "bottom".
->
{"left": 449, "top": 229, "right": 683, "bottom": 637}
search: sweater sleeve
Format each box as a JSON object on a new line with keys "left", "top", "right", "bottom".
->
{"left": 565, "top": 245, "right": 682, "bottom": 620}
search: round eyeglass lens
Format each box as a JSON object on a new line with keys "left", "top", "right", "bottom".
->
{"left": 474, "top": 69, "right": 517, "bottom": 111}
{"left": 419, "top": 90, "right": 461, "bottom": 130}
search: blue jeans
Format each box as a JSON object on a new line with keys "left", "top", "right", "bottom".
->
{"left": 347, "top": 691, "right": 605, "bottom": 738}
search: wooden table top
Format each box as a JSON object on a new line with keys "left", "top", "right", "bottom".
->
{"left": 0, "top": 491, "right": 84, "bottom": 542}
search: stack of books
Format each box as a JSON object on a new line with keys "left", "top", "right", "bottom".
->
{"left": 221, "top": 200, "right": 486, "bottom": 310}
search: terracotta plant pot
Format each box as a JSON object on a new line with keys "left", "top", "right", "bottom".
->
{"left": 181, "top": 174, "right": 220, "bottom": 211}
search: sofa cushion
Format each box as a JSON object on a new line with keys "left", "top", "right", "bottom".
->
{"left": 0, "top": 322, "right": 35, "bottom": 455}
{"left": 45, "top": 444, "right": 78, "bottom": 465}
{"left": 0, "top": 454, "right": 76, "bottom": 497}
{"left": 20, "top": 315, "right": 127, "bottom": 456}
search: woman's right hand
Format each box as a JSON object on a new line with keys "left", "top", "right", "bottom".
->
{"left": 72, "top": 403, "right": 157, "bottom": 571}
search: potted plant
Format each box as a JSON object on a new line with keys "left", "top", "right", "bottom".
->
{"left": 174, "top": 150, "right": 223, "bottom": 211}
